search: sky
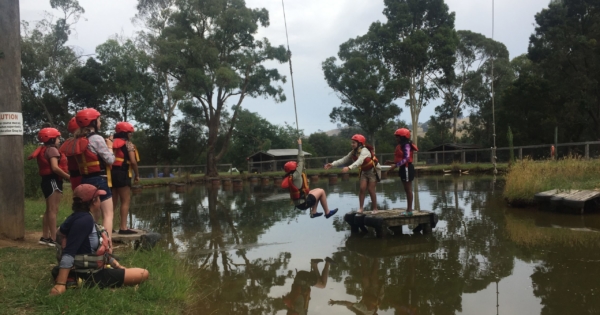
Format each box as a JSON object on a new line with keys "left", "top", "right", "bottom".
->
{"left": 20, "top": 0, "right": 552, "bottom": 135}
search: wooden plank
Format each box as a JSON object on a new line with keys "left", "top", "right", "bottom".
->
{"left": 563, "top": 190, "right": 600, "bottom": 202}
{"left": 112, "top": 229, "right": 147, "bottom": 242}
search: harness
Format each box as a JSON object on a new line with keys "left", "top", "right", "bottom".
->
{"left": 352, "top": 146, "right": 379, "bottom": 178}
{"left": 282, "top": 172, "right": 310, "bottom": 204}
{"left": 55, "top": 217, "right": 112, "bottom": 274}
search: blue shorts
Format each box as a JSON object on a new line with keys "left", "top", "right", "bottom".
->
{"left": 81, "top": 176, "right": 112, "bottom": 201}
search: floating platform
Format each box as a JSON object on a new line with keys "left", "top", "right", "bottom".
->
{"left": 534, "top": 189, "right": 600, "bottom": 214}
{"left": 111, "top": 229, "right": 146, "bottom": 243}
{"left": 344, "top": 209, "right": 438, "bottom": 238}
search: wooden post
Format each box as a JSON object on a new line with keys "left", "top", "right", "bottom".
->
{"left": 519, "top": 147, "right": 523, "bottom": 160}
{"left": 154, "top": 167, "right": 159, "bottom": 178}
{"left": 585, "top": 144, "right": 589, "bottom": 159}
{"left": 435, "top": 152, "right": 438, "bottom": 164}
{"left": 461, "top": 151, "right": 466, "bottom": 164}
{"left": 0, "top": 0, "right": 25, "bottom": 239}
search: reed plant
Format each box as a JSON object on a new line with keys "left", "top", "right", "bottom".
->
{"left": 503, "top": 157, "right": 600, "bottom": 204}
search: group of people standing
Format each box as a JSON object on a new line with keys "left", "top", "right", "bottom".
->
{"left": 29, "top": 108, "right": 148, "bottom": 295}
{"left": 283, "top": 128, "right": 418, "bottom": 217}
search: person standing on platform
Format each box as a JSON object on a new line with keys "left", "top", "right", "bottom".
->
{"left": 60, "top": 117, "right": 83, "bottom": 190}
{"left": 324, "top": 134, "right": 380, "bottom": 214}
{"left": 385, "top": 128, "right": 418, "bottom": 215}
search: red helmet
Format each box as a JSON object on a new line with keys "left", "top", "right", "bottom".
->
{"left": 115, "top": 122, "right": 134, "bottom": 133}
{"left": 351, "top": 134, "right": 366, "bottom": 145}
{"left": 38, "top": 128, "right": 61, "bottom": 143}
{"left": 284, "top": 161, "right": 297, "bottom": 173}
{"left": 75, "top": 108, "right": 101, "bottom": 127}
{"left": 67, "top": 117, "right": 79, "bottom": 134}
{"left": 395, "top": 128, "right": 411, "bottom": 138}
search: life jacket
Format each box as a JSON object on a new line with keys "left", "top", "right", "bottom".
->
{"left": 60, "top": 137, "right": 81, "bottom": 174}
{"left": 61, "top": 133, "right": 112, "bottom": 186}
{"left": 55, "top": 219, "right": 111, "bottom": 273}
{"left": 351, "top": 146, "right": 379, "bottom": 171}
{"left": 281, "top": 172, "right": 310, "bottom": 202}
{"left": 394, "top": 143, "right": 419, "bottom": 165}
{"left": 112, "top": 138, "right": 140, "bottom": 177}
{"left": 28, "top": 145, "right": 68, "bottom": 177}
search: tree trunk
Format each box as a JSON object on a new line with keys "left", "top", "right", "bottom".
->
{"left": 205, "top": 114, "right": 220, "bottom": 177}
{"left": 452, "top": 109, "right": 458, "bottom": 143}
{"left": 0, "top": 0, "right": 25, "bottom": 239}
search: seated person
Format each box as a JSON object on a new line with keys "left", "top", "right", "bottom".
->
{"left": 50, "top": 184, "right": 149, "bottom": 296}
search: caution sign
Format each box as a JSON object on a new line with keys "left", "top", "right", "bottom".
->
{"left": 0, "top": 112, "right": 23, "bottom": 136}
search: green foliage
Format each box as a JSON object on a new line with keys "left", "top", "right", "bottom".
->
{"left": 23, "top": 144, "right": 42, "bottom": 199}
{"left": 154, "top": 0, "right": 289, "bottom": 176}
{"left": 369, "top": 0, "right": 458, "bottom": 150}
{"left": 322, "top": 35, "right": 403, "bottom": 144}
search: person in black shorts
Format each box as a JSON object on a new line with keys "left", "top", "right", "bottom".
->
{"left": 110, "top": 122, "right": 140, "bottom": 234}
{"left": 28, "top": 128, "right": 70, "bottom": 247}
{"left": 281, "top": 139, "right": 338, "bottom": 219}
{"left": 50, "top": 184, "right": 149, "bottom": 296}
{"left": 385, "top": 128, "right": 418, "bottom": 215}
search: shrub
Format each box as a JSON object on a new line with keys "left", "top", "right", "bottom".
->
{"left": 24, "top": 143, "right": 42, "bottom": 199}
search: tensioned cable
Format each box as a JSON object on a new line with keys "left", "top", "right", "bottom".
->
{"left": 491, "top": 0, "right": 498, "bottom": 176}
{"left": 281, "top": 0, "right": 300, "bottom": 137}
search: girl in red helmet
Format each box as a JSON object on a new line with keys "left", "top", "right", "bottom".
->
{"left": 324, "top": 134, "right": 380, "bottom": 214}
{"left": 385, "top": 128, "right": 419, "bottom": 215}
{"left": 28, "top": 128, "right": 70, "bottom": 246}
{"left": 281, "top": 138, "right": 338, "bottom": 219}
{"left": 111, "top": 122, "right": 140, "bottom": 234}
{"left": 59, "top": 117, "right": 83, "bottom": 190}
{"left": 71, "top": 108, "right": 116, "bottom": 241}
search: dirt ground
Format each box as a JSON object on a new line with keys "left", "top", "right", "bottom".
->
{"left": 0, "top": 231, "right": 44, "bottom": 249}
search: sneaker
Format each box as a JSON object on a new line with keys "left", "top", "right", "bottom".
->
{"left": 402, "top": 211, "right": 413, "bottom": 217}
{"left": 310, "top": 212, "right": 323, "bottom": 218}
{"left": 311, "top": 258, "right": 324, "bottom": 264}
{"left": 325, "top": 209, "right": 338, "bottom": 219}
{"left": 47, "top": 238, "right": 57, "bottom": 247}
{"left": 118, "top": 229, "right": 138, "bottom": 235}
{"left": 38, "top": 237, "right": 49, "bottom": 245}
{"left": 325, "top": 257, "right": 336, "bottom": 264}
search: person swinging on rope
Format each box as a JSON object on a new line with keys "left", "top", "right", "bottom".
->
{"left": 324, "top": 134, "right": 381, "bottom": 214}
{"left": 281, "top": 138, "right": 338, "bottom": 219}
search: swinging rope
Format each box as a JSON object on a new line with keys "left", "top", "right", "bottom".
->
{"left": 281, "top": 0, "right": 300, "bottom": 137}
{"left": 491, "top": 0, "right": 498, "bottom": 177}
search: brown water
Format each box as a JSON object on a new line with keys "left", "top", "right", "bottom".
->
{"left": 130, "top": 175, "right": 600, "bottom": 315}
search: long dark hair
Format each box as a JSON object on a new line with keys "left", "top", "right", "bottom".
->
{"left": 113, "top": 132, "right": 129, "bottom": 140}
{"left": 72, "top": 197, "right": 93, "bottom": 213}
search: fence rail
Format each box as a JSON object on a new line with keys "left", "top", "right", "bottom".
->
{"left": 247, "top": 141, "right": 600, "bottom": 173}
{"left": 137, "top": 164, "right": 233, "bottom": 178}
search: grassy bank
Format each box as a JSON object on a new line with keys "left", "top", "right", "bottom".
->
{"left": 1, "top": 195, "right": 201, "bottom": 314}
{"left": 503, "top": 158, "right": 600, "bottom": 205}
{"left": 420, "top": 162, "right": 508, "bottom": 173}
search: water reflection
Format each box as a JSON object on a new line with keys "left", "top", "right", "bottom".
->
{"left": 128, "top": 175, "right": 600, "bottom": 314}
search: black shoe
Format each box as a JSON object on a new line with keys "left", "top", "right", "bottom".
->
{"left": 46, "top": 238, "right": 57, "bottom": 247}
{"left": 311, "top": 258, "right": 324, "bottom": 264}
{"left": 325, "top": 209, "right": 338, "bottom": 219}
{"left": 38, "top": 237, "right": 49, "bottom": 246}
{"left": 118, "top": 229, "right": 138, "bottom": 235}
{"left": 325, "top": 257, "right": 336, "bottom": 264}
{"left": 310, "top": 212, "right": 323, "bottom": 218}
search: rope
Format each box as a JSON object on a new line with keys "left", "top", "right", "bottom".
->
{"left": 491, "top": 0, "right": 498, "bottom": 177}
{"left": 281, "top": 0, "right": 300, "bottom": 137}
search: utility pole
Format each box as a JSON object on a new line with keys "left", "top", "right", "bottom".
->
{"left": 0, "top": 0, "right": 25, "bottom": 239}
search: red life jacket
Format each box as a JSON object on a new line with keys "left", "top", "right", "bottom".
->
{"left": 60, "top": 137, "right": 87, "bottom": 177}
{"left": 113, "top": 138, "right": 140, "bottom": 178}
{"left": 351, "top": 146, "right": 379, "bottom": 171}
{"left": 281, "top": 172, "right": 310, "bottom": 201}
{"left": 394, "top": 143, "right": 419, "bottom": 165}
{"left": 28, "top": 145, "right": 68, "bottom": 176}
{"left": 55, "top": 220, "right": 111, "bottom": 272}
{"left": 60, "top": 134, "right": 112, "bottom": 186}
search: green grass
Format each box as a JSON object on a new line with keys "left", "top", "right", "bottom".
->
{"left": 503, "top": 158, "right": 600, "bottom": 204}
{"left": 0, "top": 246, "right": 199, "bottom": 315}
{"left": 3, "top": 194, "right": 203, "bottom": 314}
{"left": 423, "top": 162, "right": 509, "bottom": 172}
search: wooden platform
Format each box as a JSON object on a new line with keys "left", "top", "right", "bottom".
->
{"left": 111, "top": 229, "right": 147, "bottom": 243}
{"left": 534, "top": 189, "right": 600, "bottom": 214}
{"left": 344, "top": 209, "right": 438, "bottom": 238}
